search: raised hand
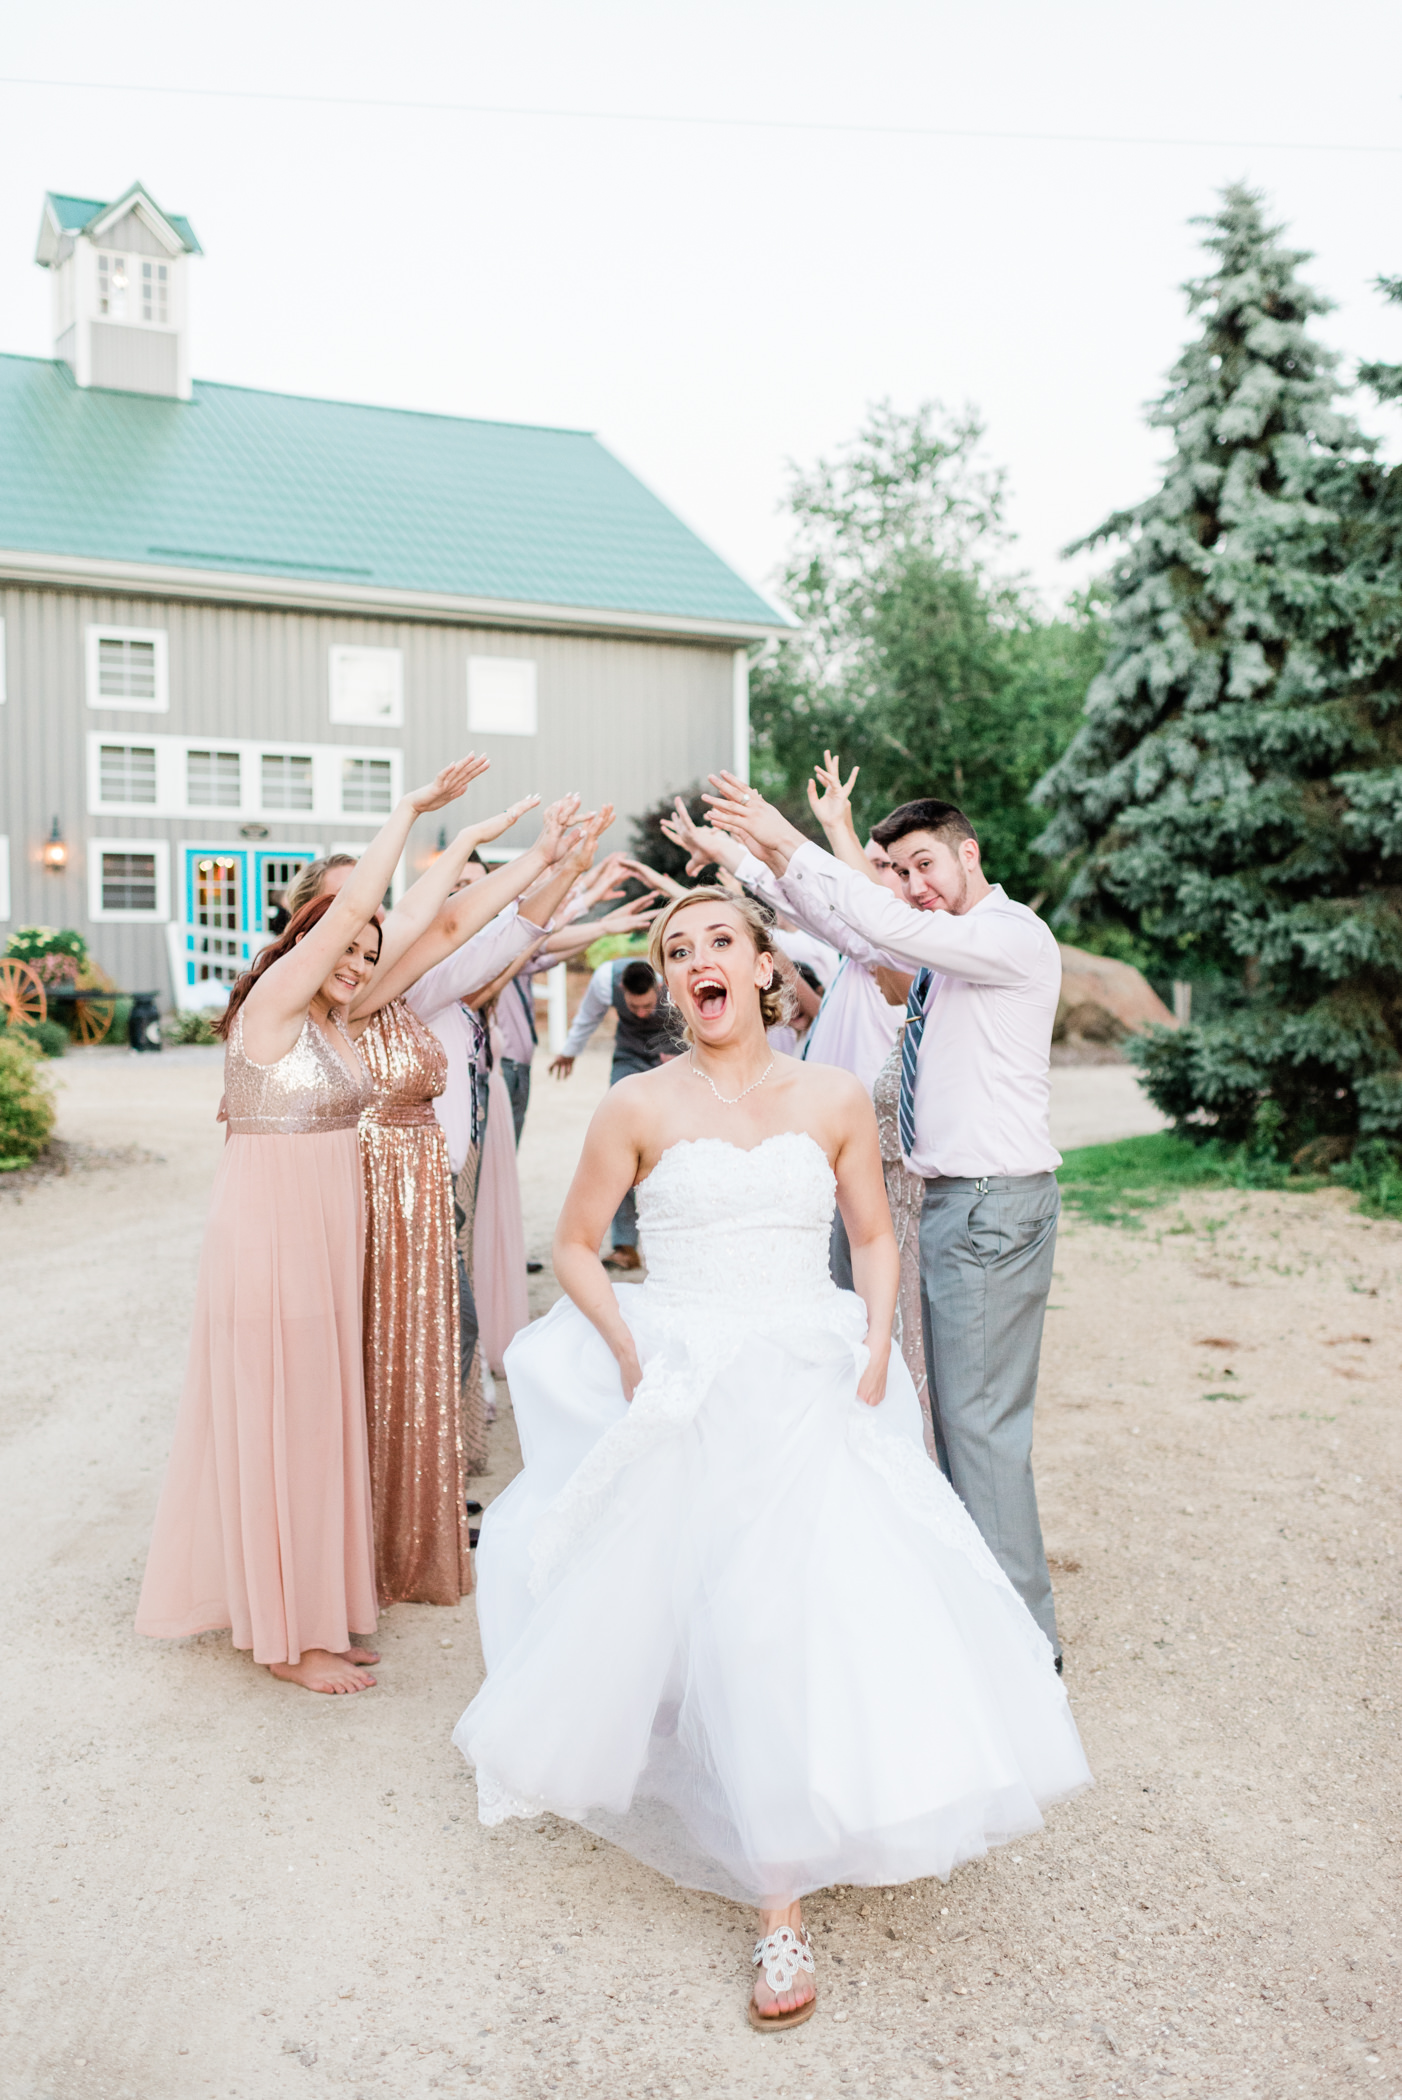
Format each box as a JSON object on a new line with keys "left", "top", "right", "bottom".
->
{"left": 618, "top": 854, "right": 686, "bottom": 900}
{"left": 468, "top": 793, "right": 541, "bottom": 847}
{"left": 702, "top": 775, "right": 807, "bottom": 871}
{"left": 566, "top": 803, "right": 616, "bottom": 873}
{"left": 407, "top": 754, "right": 491, "bottom": 814}
{"left": 660, "top": 797, "right": 741, "bottom": 877}
{"left": 807, "top": 751, "right": 860, "bottom": 836}
{"left": 589, "top": 892, "right": 660, "bottom": 938}
{"left": 537, "top": 793, "right": 584, "bottom": 862}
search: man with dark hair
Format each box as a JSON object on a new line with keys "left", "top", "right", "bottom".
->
{"left": 703, "top": 772, "right": 1065, "bottom": 1666}
{"left": 549, "top": 954, "right": 679, "bottom": 1270}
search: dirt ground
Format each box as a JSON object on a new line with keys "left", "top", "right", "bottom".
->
{"left": 1, "top": 1042, "right": 1398, "bottom": 2100}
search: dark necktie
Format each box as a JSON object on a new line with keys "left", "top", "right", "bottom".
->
{"left": 897, "top": 968, "right": 933, "bottom": 1158}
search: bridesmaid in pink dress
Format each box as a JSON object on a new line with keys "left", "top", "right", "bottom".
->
{"left": 136, "top": 759, "right": 481, "bottom": 1694}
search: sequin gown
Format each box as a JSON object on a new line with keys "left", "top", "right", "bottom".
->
{"left": 136, "top": 1010, "right": 378, "bottom": 1665}
{"left": 873, "top": 1032, "right": 932, "bottom": 1447}
{"left": 358, "top": 999, "right": 473, "bottom": 1606}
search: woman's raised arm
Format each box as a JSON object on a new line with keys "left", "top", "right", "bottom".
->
{"left": 241, "top": 758, "right": 482, "bottom": 1059}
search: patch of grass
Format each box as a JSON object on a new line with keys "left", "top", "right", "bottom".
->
{"left": 1058, "top": 1132, "right": 1239, "bottom": 1227}
{"left": 1057, "top": 1129, "right": 1326, "bottom": 1229}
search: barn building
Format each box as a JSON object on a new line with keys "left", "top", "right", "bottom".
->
{"left": 0, "top": 182, "right": 784, "bottom": 1008}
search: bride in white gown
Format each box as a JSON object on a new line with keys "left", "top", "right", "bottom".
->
{"left": 453, "top": 884, "right": 1090, "bottom": 2030}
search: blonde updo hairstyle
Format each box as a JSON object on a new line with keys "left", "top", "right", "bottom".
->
{"left": 647, "top": 886, "right": 794, "bottom": 1043}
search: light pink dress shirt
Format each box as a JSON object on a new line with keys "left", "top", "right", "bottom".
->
{"left": 404, "top": 906, "right": 540, "bottom": 1175}
{"left": 783, "top": 842, "right": 1062, "bottom": 1180}
{"left": 735, "top": 850, "right": 902, "bottom": 1092}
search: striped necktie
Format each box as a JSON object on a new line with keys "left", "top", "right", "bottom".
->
{"left": 897, "top": 968, "right": 933, "bottom": 1158}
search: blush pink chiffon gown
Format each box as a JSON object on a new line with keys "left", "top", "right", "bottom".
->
{"left": 135, "top": 1009, "right": 379, "bottom": 1665}
{"left": 473, "top": 1026, "right": 530, "bottom": 1378}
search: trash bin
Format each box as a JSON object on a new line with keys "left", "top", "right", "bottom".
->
{"left": 128, "top": 992, "right": 163, "bottom": 1053}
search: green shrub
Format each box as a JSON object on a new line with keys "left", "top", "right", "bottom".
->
{"left": 0, "top": 1036, "right": 57, "bottom": 1167}
{"left": 4, "top": 926, "right": 89, "bottom": 979}
{"left": 0, "top": 1016, "right": 67, "bottom": 1058}
{"left": 583, "top": 931, "right": 650, "bottom": 971}
{"left": 1332, "top": 1140, "right": 1402, "bottom": 1221}
{"left": 163, "top": 1008, "right": 222, "bottom": 1046}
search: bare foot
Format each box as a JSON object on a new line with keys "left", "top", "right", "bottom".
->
{"left": 339, "top": 1644, "right": 380, "bottom": 1665}
{"left": 269, "top": 1649, "right": 376, "bottom": 1694}
{"left": 751, "top": 1902, "right": 816, "bottom": 2023}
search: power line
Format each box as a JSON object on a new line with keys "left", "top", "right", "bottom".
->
{"left": 1, "top": 72, "right": 1400, "bottom": 155}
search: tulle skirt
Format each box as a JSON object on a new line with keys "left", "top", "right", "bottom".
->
{"left": 453, "top": 1282, "right": 1090, "bottom": 1903}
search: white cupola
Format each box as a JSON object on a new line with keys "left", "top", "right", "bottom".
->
{"left": 35, "top": 183, "right": 201, "bottom": 401}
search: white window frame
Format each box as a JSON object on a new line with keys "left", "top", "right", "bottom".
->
{"left": 0, "top": 616, "right": 7, "bottom": 705}
{"left": 467, "top": 655, "right": 537, "bottom": 737}
{"left": 338, "top": 754, "right": 396, "bottom": 818}
{"left": 0, "top": 836, "right": 10, "bottom": 921}
{"left": 85, "top": 733, "right": 401, "bottom": 824}
{"left": 329, "top": 645, "right": 404, "bottom": 728}
{"left": 85, "top": 625, "right": 169, "bottom": 713}
{"left": 184, "top": 744, "right": 244, "bottom": 811}
{"left": 88, "top": 837, "right": 171, "bottom": 923}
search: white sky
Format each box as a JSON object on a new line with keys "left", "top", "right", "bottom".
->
{"left": 3, "top": 0, "right": 1401, "bottom": 612}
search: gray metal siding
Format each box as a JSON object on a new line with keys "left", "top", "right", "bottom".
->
{"left": 98, "top": 211, "right": 170, "bottom": 259}
{"left": 0, "top": 584, "right": 736, "bottom": 1002}
{"left": 90, "top": 323, "right": 178, "bottom": 397}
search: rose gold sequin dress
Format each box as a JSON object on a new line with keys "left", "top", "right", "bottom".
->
{"left": 873, "top": 1031, "right": 934, "bottom": 1453}
{"left": 358, "top": 999, "right": 473, "bottom": 1605}
{"left": 136, "top": 1009, "right": 378, "bottom": 1664}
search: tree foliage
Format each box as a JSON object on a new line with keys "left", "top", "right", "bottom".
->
{"left": 748, "top": 403, "right": 1103, "bottom": 905}
{"left": 1034, "top": 186, "right": 1402, "bottom": 1151}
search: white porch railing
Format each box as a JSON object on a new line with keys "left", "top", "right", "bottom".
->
{"left": 164, "top": 920, "right": 273, "bottom": 1011}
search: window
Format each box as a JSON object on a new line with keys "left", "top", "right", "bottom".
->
{"left": 98, "top": 743, "right": 158, "bottom": 805}
{"left": 85, "top": 626, "right": 168, "bottom": 713}
{"left": 329, "top": 645, "right": 403, "bottom": 727}
{"left": 341, "top": 757, "right": 394, "bottom": 816}
{"left": 467, "top": 656, "right": 537, "bottom": 737}
{"left": 140, "top": 259, "right": 169, "bottom": 325}
{"left": 102, "top": 852, "right": 157, "bottom": 912}
{"left": 0, "top": 616, "right": 6, "bottom": 705}
{"left": 97, "top": 252, "right": 129, "bottom": 319}
{"left": 186, "top": 748, "right": 242, "bottom": 808}
{"left": 261, "top": 752, "right": 314, "bottom": 811}
{"left": 88, "top": 838, "right": 169, "bottom": 922}
{"left": 259, "top": 854, "right": 314, "bottom": 931}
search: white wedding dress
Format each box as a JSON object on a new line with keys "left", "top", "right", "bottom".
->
{"left": 453, "top": 1132, "right": 1090, "bottom": 1903}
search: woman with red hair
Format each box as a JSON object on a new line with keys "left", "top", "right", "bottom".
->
{"left": 136, "top": 759, "right": 480, "bottom": 1694}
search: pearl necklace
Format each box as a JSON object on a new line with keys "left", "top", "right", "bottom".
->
{"left": 689, "top": 1051, "right": 775, "bottom": 1107}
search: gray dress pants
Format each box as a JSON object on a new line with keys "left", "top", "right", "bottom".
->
{"left": 918, "top": 1172, "right": 1061, "bottom": 1653}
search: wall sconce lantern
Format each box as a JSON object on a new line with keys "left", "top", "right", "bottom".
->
{"left": 41, "top": 817, "right": 67, "bottom": 872}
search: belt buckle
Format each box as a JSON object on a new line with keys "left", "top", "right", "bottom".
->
{"left": 973, "top": 1176, "right": 990, "bottom": 1195}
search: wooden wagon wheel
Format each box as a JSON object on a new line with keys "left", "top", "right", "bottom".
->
{"left": 72, "top": 995, "right": 113, "bottom": 1044}
{"left": 0, "top": 958, "right": 47, "bottom": 1029}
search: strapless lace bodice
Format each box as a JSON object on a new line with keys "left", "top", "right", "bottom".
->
{"left": 636, "top": 1132, "right": 837, "bottom": 1305}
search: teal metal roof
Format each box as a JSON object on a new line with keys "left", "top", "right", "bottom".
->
{"left": 47, "top": 193, "right": 108, "bottom": 230}
{"left": 0, "top": 355, "right": 783, "bottom": 630}
{"left": 42, "top": 187, "right": 203, "bottom": 255}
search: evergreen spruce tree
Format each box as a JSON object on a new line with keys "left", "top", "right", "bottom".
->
{"left": 1035, "top": 186, "right": 1402, "bottom": 1156}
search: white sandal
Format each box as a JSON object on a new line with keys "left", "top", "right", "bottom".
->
{"left": 748, "top": 1925, "right": 817, "bottom": 2031}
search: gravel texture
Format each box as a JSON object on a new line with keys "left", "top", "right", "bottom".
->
{"left": 1, "top": 1045, "right": 1397, "bottom": 2099}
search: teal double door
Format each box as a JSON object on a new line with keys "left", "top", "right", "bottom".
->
{"left": 177, "top": 846, "right": 316, "bottom": 994}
